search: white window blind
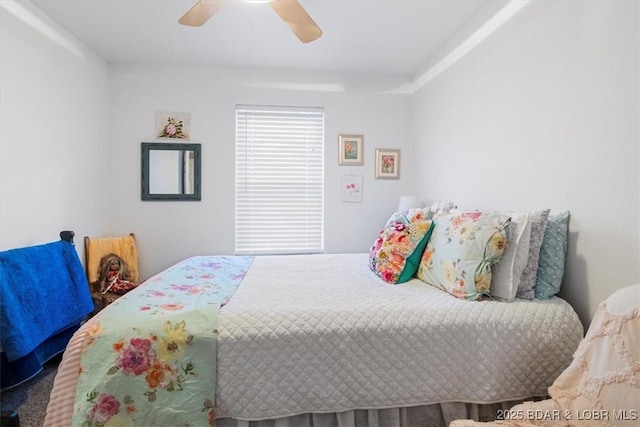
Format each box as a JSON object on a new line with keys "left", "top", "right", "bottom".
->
{"left": 235, "top": 105, "right": 324, "bottom": 255}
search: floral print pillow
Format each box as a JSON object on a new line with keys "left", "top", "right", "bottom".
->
{"left": 416, "top": 211, "right": 511, "bottom": 300}
{"left": 429, "top": 200, "right": 458, "bottom": 219}
{"left": 385, "top": 207, "right": 433, "bottom": 225}
{"left": 369, "top": 213, "right": 435, "bottom": 284}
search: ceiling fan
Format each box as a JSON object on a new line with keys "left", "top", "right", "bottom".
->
{"left": 179, "top": 0, "right": 323, "bottom": 43}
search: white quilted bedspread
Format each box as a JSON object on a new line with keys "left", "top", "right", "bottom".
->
{"left": 215, "top": 254, "right": 583, "bottom": 421}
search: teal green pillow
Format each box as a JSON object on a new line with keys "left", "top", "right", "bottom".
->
{"left": 535, "top": 211, "right": 570, "bottom": 299}
{"left": 398, "top": 221, "right": 435, "bottom": 283}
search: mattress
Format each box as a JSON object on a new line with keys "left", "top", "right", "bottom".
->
{"left": 45, "top": 253, "right": 583, "bottom": 425}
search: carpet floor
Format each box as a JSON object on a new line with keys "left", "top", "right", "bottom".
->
{"left": 0, "top": 363, "right": 57, "bottom": 427}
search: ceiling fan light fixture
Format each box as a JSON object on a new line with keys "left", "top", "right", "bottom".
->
{"left": 179, "top": 0, "right": 322, "bottom": 43}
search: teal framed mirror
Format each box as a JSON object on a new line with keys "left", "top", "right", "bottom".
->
{"left": 141, "top": 142, "right": 201, "bottom": 201}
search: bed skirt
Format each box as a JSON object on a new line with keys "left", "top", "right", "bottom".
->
{"left": 216, "top": 400, "right": 534, "bottom": 427}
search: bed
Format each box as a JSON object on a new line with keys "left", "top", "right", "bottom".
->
{"left": 44, "top": 252, "right": 583, "bottom": 427}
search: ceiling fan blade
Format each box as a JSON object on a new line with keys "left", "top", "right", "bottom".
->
{"left": 179, "top": 0, "right": 228, "bottom": 27}
{"left": 269, "top": 0, "right": 323, "bottom": 43}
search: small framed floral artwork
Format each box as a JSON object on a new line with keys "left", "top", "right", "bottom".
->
{"left": 341, "top": 175, "right": 363, "bottom": 202}
{"left": 375, "top": 149, "right": 400, "bottom": 179}
{"left": 156, "top": 112, "right": 190, "bottom": 140}
{"left": 338, "top": 134, "right": 364, "bottom": 165}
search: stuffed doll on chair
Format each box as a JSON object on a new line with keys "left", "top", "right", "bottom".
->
{"left": 97, "top": 253, "right": 137, "bottom": 295}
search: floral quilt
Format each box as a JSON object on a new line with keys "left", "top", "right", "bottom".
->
{"left": 72, "top": 256, "right": 253, "bottom": 427}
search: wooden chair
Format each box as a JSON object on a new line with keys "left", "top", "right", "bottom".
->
{"left": 84, "top": 233, "right": 139, "bottom": 313}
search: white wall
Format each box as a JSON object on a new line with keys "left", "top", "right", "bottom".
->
{"left": 0, "top": 0, "right": 109, "bottom": 263}
{"left": 4, "top": 1, "right": 637, "bottom": 329}
{"left": 108, "top": 64, "right": 414, "bottom": 278}
{"left": 411, "top": 0, "right": 640, "bottom": 327}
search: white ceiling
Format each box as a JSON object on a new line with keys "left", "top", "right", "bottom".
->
{"left": 29, "top": 0, "right": 492, "bottom": 78}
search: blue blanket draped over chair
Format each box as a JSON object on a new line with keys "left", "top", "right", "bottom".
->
{"left": 0, "top": 239, "right": 94, "bottom": 389}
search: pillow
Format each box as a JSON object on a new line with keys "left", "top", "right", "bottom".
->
{"left": 369, "top": 217, "right": 435, "bottom": 284}
{"left": 490, "top": 212, "right": 531, "bottom": 301}
{"left": 416, "top": 211, "right": 511, "bottom": 300}
{"left": 429, "top": 200, "right": 457, "bottom": 219}
{"left": 386, "top": 201, "right": 456, "bottom": 225}
{"left": 516, "top": 209, "right": 550, "bottom": 299}
{"left": 535, "top": 211, "right": 570, "bottom": 299}
{"left": 385, "top": 207, "right": 434, "bottom": 225}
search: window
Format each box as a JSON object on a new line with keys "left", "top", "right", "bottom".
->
{"left": 235, "top": 105, "right": 324, "bottom": 255}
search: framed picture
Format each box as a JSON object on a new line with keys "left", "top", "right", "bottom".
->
{"left": 156, "top": 112, "right": 191, "bottom": 140}
{"left": 341, "top": 175, "right": 363, "bottom": 203}
{"left": 338, "top": 134, "right": 364, "bottom": 165}
{"left": 375, "top": 149, "right": 400, "bottom": 179}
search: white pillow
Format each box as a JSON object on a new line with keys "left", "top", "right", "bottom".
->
{"left": 490, "top": 212, "right": 531, "bottom": 301}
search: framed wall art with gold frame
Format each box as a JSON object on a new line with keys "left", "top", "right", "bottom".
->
{"left": 338, "top": 134, "right": 364, "bottom": 165}
{"left": 375, "top": 148, "right": 400, "bottom": 179}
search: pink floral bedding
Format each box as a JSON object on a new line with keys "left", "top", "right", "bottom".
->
{"left": 71, "top": 256, "right": 253, "bottom": 426}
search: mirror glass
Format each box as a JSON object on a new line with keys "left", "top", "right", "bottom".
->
{"left": 141, "top": 142, "right": 201, "bottom": 201}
